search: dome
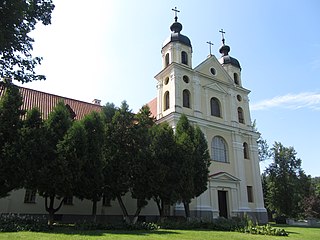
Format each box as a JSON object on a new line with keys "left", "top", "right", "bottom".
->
{"left": 218, "top": 44, "right": 241, "bottom": 69}
{"left": 162, "top": 20, "right": 192, "bottom": 48}
{"left": 219, "top": 55, "right": 241, "bottom": 69}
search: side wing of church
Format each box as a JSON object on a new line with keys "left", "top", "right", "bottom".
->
{"left": 0, "top": 12, "right": 267, "bottom": 224}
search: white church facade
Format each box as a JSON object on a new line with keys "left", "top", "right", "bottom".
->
{"left": 0, "top": 13, "right": 268, "bottom": 223}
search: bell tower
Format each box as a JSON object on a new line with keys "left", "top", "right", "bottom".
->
{"left": 155, "top": 8, "right": 193, "bottom": 120}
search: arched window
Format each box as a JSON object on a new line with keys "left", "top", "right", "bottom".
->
{"left": 238, "top": 107, "right": 244, "bottom": 123}
{"left": 164, "top": 91, "right": 170, "bottom": 111}
{"left": 210, "top": 97, "right": 221, "bottom": 117}
{"left": 211, "top": 136, "right": 228, "bottom": 162}
{"left": 234, "top": 73, "right": 239, "bottom": 85}
{"left": 183, "top": 89, "right": 191, "bottom": 108}
{"left": 165, "top": 53, "right": 169, "bottom": 67}
{"left": 181, "top": 51, "right": 188, "bottom": 65}
{"left": 243, "top": 142, "right": 249, "bottom": 159}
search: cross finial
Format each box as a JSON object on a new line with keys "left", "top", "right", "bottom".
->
{"left": 172, "top": 7, "right": 180, "bottom": 22}
{"left": 206, "top": 41, "right": 214, "bottom": 55}
{"left": 219, "top": 29, "right": 226, "bottom": 45}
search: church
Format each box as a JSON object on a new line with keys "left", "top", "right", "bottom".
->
{"left": 0, "top": 11, "right": 268, "bottom": 223}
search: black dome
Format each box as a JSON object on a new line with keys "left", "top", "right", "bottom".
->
{"left": 219, "top": 55, "right": 241, "bottom": 69}
{"left": 219, "top": 44, "right": 241, "bottom": 69}
{"left": 163, "top": 20, "right": 192, "bottom": 48}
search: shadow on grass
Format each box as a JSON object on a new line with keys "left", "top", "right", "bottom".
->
{"left": 42, "top": 227, "right": 180, "bottom": 237}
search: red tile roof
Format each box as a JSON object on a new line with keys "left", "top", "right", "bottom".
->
{"left": 0, "top": 82, "right": 102, "bottom": 120}
{"left": 147, "top": 97, "right": 157, "bottom": 118}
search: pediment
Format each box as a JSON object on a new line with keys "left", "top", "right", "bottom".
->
{"left": 194, "top": 55, "right": 233, "bottom": 85}
{"left": 204, "top": 82, "right": 228, "bottom": 95}
{"left": 209, "top": 172, "right": 240, "bottom": 182}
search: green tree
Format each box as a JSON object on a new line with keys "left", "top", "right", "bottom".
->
{"left": 175, "top": 115, "right": 210, "bottom": 219}
{"left": 175, "top": 114, "right": 196, "bottom": 219}
{"left": 37, "top": 101, "right": 73, "bottom": 225}
{"left": 0, "top": 82, "right": 24, "bottom": 197}
{"left": 150, "top": 122, "right": 180, "bottom": 219}
{"left": 0, "top": 0, "right": 55, "bottom": 83}
{"left": 104, "top": 101, "right": 135, "bottom": 223}
{"left": 193, "top": 126, "right": 211, "bottom": 199}
{"left": 130, "top": 105, "right": 155, "bottom": 223}
{"left": 264, "top": 142, "right": 310, "bottom": 218}
{"left": 75, "top": 111, "right": 105, "bottom": 222}
{"left": 20, "top": 107, "right": 48, "bottom": 191}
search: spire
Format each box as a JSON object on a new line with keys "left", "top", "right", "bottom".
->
{"left": 219, "top": 29, "right": 230, "bottom": 56}
{"left": 170, "top": 7, "right": 182, "bottom": 33}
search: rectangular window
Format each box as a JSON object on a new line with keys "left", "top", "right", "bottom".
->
{"left": 247, "top": 186, "right": 254, "bottom": 203}
{"left": 64, "top": 196, "right": 73, "bottom": 205}
{"left": 24, "top": 189, "right": 36, "bottom": 203}
{"left": 102, "top": 194, "right": 111, "bottom": 207}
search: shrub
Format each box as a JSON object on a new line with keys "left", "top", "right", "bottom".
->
{"left": 0, "top": 213, "right": 48, "bottom": 232}
{"left": 74, "top": 221, "right": 159, "bottom": 231}
{"left": 238, "top": 218, "right": 288, "bottom": 236}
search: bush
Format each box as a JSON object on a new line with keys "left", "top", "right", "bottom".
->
{"left": 0, "top": 213, "right": 48, "bottom": 232}
{"left": 74, "top": 221, "right": 159, "bottom": 231}
{"left": 238, "top": 218, "right": 288, "bottom": 236}
{"left": 159, "top": 217, "right": 246, "bottom": 231}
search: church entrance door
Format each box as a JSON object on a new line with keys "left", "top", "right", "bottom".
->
{"left": 218, "top": 190, "right": 228, "bottom": 218}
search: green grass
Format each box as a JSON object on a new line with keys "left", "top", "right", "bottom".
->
{"left": 0, "top": 226, "right": 319, "bottom": 240}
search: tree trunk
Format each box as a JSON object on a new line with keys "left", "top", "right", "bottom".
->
{"left": 132, "top": 206, "right": 142, "bottom": 224}
{"left": 92, "top": 199, "right": 97, "bottom": 223}
{"left": 116, "top": 195, "right": 131, "bottom": 224}
{"left": 183, "top": 201, "right": 191, "bottom": 221}
{"left": 45, "top": 195, "right": 65, "bottom": 226}
{"left": 154, "top": 197, "right": 162, "bottom": 217}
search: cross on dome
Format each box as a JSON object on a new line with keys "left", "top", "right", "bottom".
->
{"left": 219, "top": 29, "right": 226, "bottom": 45}
{"left": 172, "top": 7, "right": 180, "bottom": 22}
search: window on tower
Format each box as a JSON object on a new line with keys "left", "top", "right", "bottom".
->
{"left": 181, "top": 51, "right": 188, "bottom": 65}
{"left": 211, "top": 136, "right": 228, "bottom": 163}
{"left": 238, "top": 107, "right": 245, "bottom": 124}
{"left": 243, "top": 142, "right": 249, "bottom": 159}
{"left": 165, "top": 53, "right": 170, "bottom": 67}
{"left": 210, "top": 97, "right": 221, "bottom": 117}
{"left": 183, "top": 89, "right": 191, "bottom": 108}
{"left": 234, "top": 73, "right": 239, "bottom": 85}
{"left": 164, "top": 91, "right": 170, "bottom": 111}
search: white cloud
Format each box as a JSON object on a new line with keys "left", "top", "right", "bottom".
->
{"left": 251, "top": 92, "right": 320, "bottom": 111}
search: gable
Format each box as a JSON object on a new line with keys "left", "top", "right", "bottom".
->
{"left": 194, "top": 55, "right": 233, "bottom": 85}
{"left": 209, "top": 172, "right": 240, "bottom": 182}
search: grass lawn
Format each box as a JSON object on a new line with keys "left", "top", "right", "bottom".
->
{"left": 0, "top": 226, "right": 319, "bottom": 240}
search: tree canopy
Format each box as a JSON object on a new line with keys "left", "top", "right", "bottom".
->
{"left": 263, "top": 142, "right": 311, "bottom": 218}
{"left": 0, "top": 0, "right": 55, "bottom": 83}
{"left": 0, "top": 82, "right": 24, "bottom": 197}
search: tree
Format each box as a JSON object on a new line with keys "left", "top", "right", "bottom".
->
{"left": 37, "top": 101, "right": 73, "bottom": 225}
{"left": 20, "top": 107, "right": 48, "bottom": 191}
{"left": 264, "top": 142, "right": 311, "bottom": 218}
{"left": 302, "top": 177, "right": 320, "bottom": 218}
{"left": 175, "top": 114, "right": 196, "bottom": 219}
{"left": 104, "top": 101, "right": 135, "bottom": 223}
{"left": 175, "top": 115, "right": 210, "bottom": 219}
{"left": 150, "top": 122, "right": 180, "bottom": 219}
{"left": 0, "top": 0, "right": 55, "bottom": 83}
{"left": 252, "top": 120, "right": 271, "bottom": 161}
{"left": 0, "top": 82, "right": 24, "bottom": 197}
{"left": 75, "top": 111, "right": 105, "bottom": 222}
{"left": 130, "top": 105, "right": 155, "bottom": 223}
{"left": 193, "top": 126, "right": 211, "bottom": 199}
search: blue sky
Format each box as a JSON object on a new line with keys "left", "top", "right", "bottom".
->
{"left": 19, "top": 0, "right": 320, "bottom": 177}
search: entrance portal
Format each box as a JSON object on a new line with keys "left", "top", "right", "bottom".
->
{"left": 218, "top": 190, "right": 228, "bottom": 218}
